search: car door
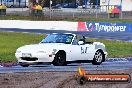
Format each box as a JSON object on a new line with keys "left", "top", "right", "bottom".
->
{"left": 69, "top": 44, "right": 84, "bottom": 61}
{"left": 80, "top": 44, "right": 95, "bottom": 60}
{"left": 68, "top": 37, "right": 86, "bottom": 61}
{"left": 69, "top": 37, "right": 95, "bottom": 61}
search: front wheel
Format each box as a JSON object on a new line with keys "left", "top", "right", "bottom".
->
{"left": 53, "top": 51, "right": 66, "bottom": 66}
{"left": 92, "top": 50, "right": 104, "bottom": 65}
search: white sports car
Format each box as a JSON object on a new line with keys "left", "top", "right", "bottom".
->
{"left": 15, "top": 33, "right": 108, "bottom": 67}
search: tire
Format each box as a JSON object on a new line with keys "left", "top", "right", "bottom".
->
{"left": 53, "top": 51, "right": 66, "bottom": 66}
{"left": 92, "top": 50, "right": 104, "bottom": 65}
{"left": 20, "top": 64, "right": 29, "bottom": 67}
{"left": 77, "top": 76, "right": 87, "bottom": 85}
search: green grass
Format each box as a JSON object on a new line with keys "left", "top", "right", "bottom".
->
{"left": 0, "top": 32, "right": 44, "bottom": 62}
{"left": 88, "top": 39, "right": 132, "bottom": 58}
{"left": 0, "top": 32, "right": 131, "bottom": 62}
{"left": 0, "top": 15, "right": 132, "bottom": 22}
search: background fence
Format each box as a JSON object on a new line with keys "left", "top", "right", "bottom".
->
{"left": 4, "top": 5, "right": 132, "bottom": 19}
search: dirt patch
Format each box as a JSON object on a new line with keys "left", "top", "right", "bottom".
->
{"left": 0, "top": 70, "right": 132, "bottom": 88}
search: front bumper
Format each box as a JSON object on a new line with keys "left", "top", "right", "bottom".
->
{"left": 15, "top": 52, "right": 55, "bottom": 63}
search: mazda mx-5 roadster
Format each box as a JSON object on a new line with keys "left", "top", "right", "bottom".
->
{"left": 15, "top": 33, "right": 108, "bottom": 67}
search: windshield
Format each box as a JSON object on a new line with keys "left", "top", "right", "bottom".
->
{"left": 40, "top": 34, "right": 74, "bottom": 44}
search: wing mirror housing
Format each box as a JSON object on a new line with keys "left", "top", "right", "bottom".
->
{"left": 78, "top": 41, "right": 84, "bottom": 45}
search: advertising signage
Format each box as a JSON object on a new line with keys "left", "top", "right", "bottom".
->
{"left": 77, "top": 22, "right": 132, "bottom": 33}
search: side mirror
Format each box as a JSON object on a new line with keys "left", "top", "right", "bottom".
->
{"left": 78, "top": 41, "right": 84, "bottom": 45}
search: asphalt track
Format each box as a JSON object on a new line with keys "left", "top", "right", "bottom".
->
{"left": 0, "top": 28, "right": 132, "bottom": 73}
{"left": 0, "top": 58, "right": 132, "bottom": 73}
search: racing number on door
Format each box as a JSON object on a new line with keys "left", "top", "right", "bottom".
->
{"left": 81, "top": 47, "right": 89, "bottom": 54}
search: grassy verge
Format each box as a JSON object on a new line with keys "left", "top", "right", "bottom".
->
{"left": 0, "top": 15, "right": 132, "bottom": 22}
{"left": 0, "top": 32, "right": 131, "bottom": 62}
{"left": 88, "top": 39, "right": 132, "bottom": 58}
{"left": 0, "top": 32, "right": 44, "bottom": 62}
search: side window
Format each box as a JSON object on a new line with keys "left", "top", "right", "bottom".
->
{"left": 72, "top": 37, "right": 78, "bottom": 45}
{"left": 78, "top": 35, "right": 86, "bottom": 44}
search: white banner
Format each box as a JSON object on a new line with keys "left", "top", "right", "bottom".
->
{"left": 0, "top": 20, "right": 78, "bottom": 31}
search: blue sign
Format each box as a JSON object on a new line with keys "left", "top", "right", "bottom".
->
{"left": 77, "top": 22, "right": 132, "bottom": 33}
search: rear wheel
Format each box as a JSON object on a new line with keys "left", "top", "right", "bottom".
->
{"left": 92, "top": 50, "right": 104, "bottom": 65}
{"left": 53, "top": 51, "right": 66, "bottom": 66}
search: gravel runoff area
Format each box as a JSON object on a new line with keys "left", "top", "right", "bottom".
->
{"left": 0, "top": 70, "right": 132, "bottom": 88}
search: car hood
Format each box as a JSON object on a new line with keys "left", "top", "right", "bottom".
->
{"left": 17, "top": 43, "right": 66, "bottom": 53}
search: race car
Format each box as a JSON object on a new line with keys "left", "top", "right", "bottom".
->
{"left": 15, "top": 33, "right": 108, "bottom": 67}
